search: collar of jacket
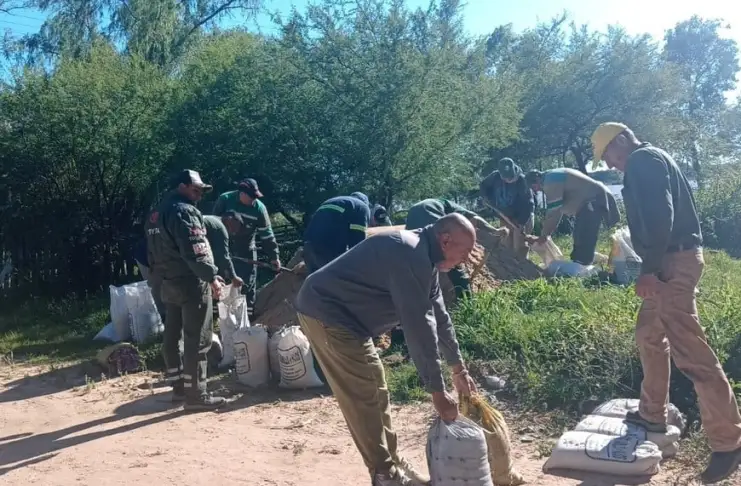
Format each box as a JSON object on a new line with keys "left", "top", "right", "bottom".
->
{"left": 167, "top": 190, "right": 194, "bottom": 206}
{"left": 421, "top": 225, "right": 445, "bottom": 266}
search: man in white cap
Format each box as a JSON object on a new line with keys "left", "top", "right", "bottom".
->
{"left": 592, "top": 122, "right": 741, "bottom": 483}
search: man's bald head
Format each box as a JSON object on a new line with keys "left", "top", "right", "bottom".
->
{"left": 432, "top": 213, "right": 476, "bottom": 272}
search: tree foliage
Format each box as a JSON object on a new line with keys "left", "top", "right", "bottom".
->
{"left": 0, "top": 0, "right": 739, "bottom": 295}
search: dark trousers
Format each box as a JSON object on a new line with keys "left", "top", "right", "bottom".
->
{"left": 448, "top": 264, "right": 471, "bottom": 301}
{"left": 233, "top": 249, "right": 258, "bottom": 319}
{"left": 162, "top": 283, "right": 213, "bottom": 399}
{"left": 571, "top": 201, "right": 604, "bottom": 265}
{"left": 303, "top": 241, "right": 341, "bottom": 274}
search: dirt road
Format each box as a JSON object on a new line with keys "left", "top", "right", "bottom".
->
{"left": 0, "top": 363, "right": 725, "bottom": 485}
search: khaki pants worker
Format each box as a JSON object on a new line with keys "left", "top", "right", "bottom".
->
{"left": 298, "top": 313, "right": 400, "bottom": 474}
{"left": 636, "top": 248, "right": 741, "bottom": 452}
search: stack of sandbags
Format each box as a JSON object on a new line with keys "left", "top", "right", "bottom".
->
{"left": 543, "top": 398, "right": 686, "bottom": 477}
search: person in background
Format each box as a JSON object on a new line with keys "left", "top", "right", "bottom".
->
{"left": 295, "top": 214, "right": 478, "bottom": 486}
{"left": 147, "top": 169, "right": 226, "bottom": 411}
{"left": 592, "top": 121, "right": 741, "bottom": 484}
{"left": 479, "top": 157, "right": 535, "bottom": 258}
{"left": 525, "top": 168, "right": 620, "bottom": 265}
{"left": 212, "top": 178, "right": 280, "bottom": 320}
{"left": 405, "top": 197, "right": 497, "bottom": 300}
{"left": 202, "top": 210, "right": 245, "bottom": 286}
{"left": 371, "top": 204, "right": 394, "bottom": 227}
{"left": 303, "top": 192, "right": 371, "bottom": 273}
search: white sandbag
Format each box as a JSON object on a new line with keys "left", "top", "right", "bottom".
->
{"left": 610, "top": 227, "right": 642, "bottom": 285}
{"left": 427, "top": 416, "right": 494, "bottom": 486}
{"left": 207, "top": 332, "right": 224, "bottom": 368}
{"left": 233, "top": 326, "right": 270, "bottom": 388}
{"left": 93, "top": 322, "right": 120, "bottom": 343}
{"left": 278, "top": 326, "right": 324, "bottom": 389}
{"left": 217, "top": 285, "right": 250, "bottom": 368}
{"left": 110, "top": 281, "right": 163, "bottom": 343}
{"left": 269, "top": 327, "right": 288, "bottom": 381}
{"left": 531, "top": 237, "right": 564, "bottom": 268}
{"left": 574, "top": 415, "right": 680, "bottom": 457}
{"left": 545, "top": 260, "right": 599, "bottom": 278}
{"left": 591, "top": 398, "right": 686, "bottom": 435}
{"left": 543, "top": 431, "right": 662, "bottom": 476}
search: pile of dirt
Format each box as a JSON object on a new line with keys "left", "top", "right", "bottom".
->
{"left": 253, "top": 224, "right": 542, "bottom": 332}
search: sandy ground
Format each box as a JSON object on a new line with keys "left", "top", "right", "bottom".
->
{"left": 0, "top": 362, "right": 730, "bottom": 486}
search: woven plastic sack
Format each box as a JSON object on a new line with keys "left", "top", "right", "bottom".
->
{"left": 610, "top": 227, "right": 642, "bottom": 285}
{"left": 591, "top": 398, "right": 686, "bottom": 435}
{"left": 278, "top": 326, "right": 324, "bottom": 389}
{"left": 545, "top": 260, "right": 599, "bottom": 278}
{"left": 543, "top": 431, "right": 662, "bottom": 476}
{"left": 460, "top": 394, "right": 525, "bottom": 486}
{"left": 109, "top": 281, "right": 163, "bottom": 343}
{"left": 575, "top": 414, "right": 680, "bottom": 458}
{"left": 427, "top": 415, "right": 494, "bottom": 486}
{"left": 233, "top": 325, "right": 270, "bottom": 388}
{"left": 217, "top": 284, "right": 250, "bottom": 367}
{"left": 531, "top": 237, "right": 564, "bottom": 268}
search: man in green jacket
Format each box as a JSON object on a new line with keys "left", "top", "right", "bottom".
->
{"left": 405, "top": 198, "right": 496, "bottom": 300}
{"left": 212, "top": 178, "right": 280, "bottom": 319}
{"left": 147, "top": 170, "right": 226, "bottom": 411}
{"left": 593, "top": 122, "right": 741, "bottom": 484}
{"left": 202, "top": 211, "right": 245, "bottom": 285}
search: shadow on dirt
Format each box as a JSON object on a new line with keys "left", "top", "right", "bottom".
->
{"left": 0, "top": 361, "right": 106, "bottom": 404}
{"left": 0, "top": 392, "right": 184, "bottom": 475}
{"left": 545, "top": 468, "right": 653, "bottom": 486}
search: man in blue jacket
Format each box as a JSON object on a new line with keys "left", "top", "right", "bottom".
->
{"left": 303, "top": 192, "right": 371, "bottom": 273}
{"left": 480, "top": 157, "right": 535, "bottom": 258}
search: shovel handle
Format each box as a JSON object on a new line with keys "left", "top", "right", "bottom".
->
{"left": 234, "top": 257, "right": 294, "bottom": 274}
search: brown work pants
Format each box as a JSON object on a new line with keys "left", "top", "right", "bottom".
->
{"left": 297, "top": 312, "right": 400, "bottom": 475}
{"left": 636, "top": 248, "right": 741, "bottom": 452}
{"left": 501, "top": 216, "right": 533, "bottom": 259}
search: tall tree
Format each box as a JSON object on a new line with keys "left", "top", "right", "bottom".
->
{"left": 664, "top": 16, "right": 740, "bottom": 184}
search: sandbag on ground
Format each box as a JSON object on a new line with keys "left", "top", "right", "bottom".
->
{"left": 591, "top": 398, "right": 687, "bottom": 435}
{"left": 574, "top": 415, "right": 681, "bottom": 458}
{"left": 543, "top": 431, "right": 662, "bottom": 476}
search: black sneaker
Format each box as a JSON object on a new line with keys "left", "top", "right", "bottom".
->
{"left": 184, "top": 394, "right": 227, "bottom": 412}
{"left": 625, "top": 410, "right": 668, "bottom": 433}
{"left": 701, "top": 446, "right": 741, "bottom": 484}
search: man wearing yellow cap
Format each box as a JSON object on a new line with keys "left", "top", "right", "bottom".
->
{"left": 592, "top": 122, "right": 741, "bottom": 483}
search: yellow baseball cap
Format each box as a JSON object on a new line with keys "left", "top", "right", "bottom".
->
{"left": 591, "top": 122, "right": 628, "bottom": 169}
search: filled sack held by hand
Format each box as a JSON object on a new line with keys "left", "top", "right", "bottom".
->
{"left": 277, "top": 326, "right": 324, "bottom": 389}
{"left": 459, "top": 394, "right": 525, "bottom": 486}
{"left": 427, "top": 416, "right": 494, "bottom": 486}
{"left": 217, "top": 284, "right": 250, "bottom": 368}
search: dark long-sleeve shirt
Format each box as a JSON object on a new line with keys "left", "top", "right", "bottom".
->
{"left": 295, "top": 226, "right": 464, "bottom": 393}
{"left": 405, "top": 198, "right": 477, "bottom": 230}
{"left": 623, "top": 143, "right": 702, "bottom": 275}
{"left": 303, "top": 195, "right": 371, "bottom": 256}
{"left": 203, "top": 215, "right": 236, "bottom": 281}
{"left": 479, "top": 171, "right": 535, "bottom": 226}
{"left": 212, "top": 191, "right": 279, "bottom": 262}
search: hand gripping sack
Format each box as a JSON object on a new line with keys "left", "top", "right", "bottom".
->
{"left": 591, "top": 398, "right": 687, "bottom": 435}
{"left": 610, "top": 227, "right": 642, "bottom": 285}
{"left": 427, "top": 416, "right": 494, "bottom": 486}
{"left": 543, "top": 431, "right": 662, "bottom": 476}
{"left": 277, "top": 326, "right": 324, "bottom": 389}
{"left": 460, "top": 394, "right": 525, "bottom": 486}
{"left": 233, "top": 325, "right": 270, "bottom": 387}
{"left": 574, "top": 414, "right": 681, "bottom": 458}
{"left": 269, "top": 327, "right": 288, "bottom": 381}
{"left": 217, "top": 284, "right": 250, "bottom": 368}
{"left": 531, "top": 237, "right": 564, "bottom": 268}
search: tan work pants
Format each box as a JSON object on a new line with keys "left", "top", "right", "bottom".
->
{"left": 502, "top": 216, "right": 533, "bottom": 259}
{"left": 636, "top": 248, "right": 741, "bottom": 452}
{"left": 298, "top": 313, "right": 400, "bottom": 474}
